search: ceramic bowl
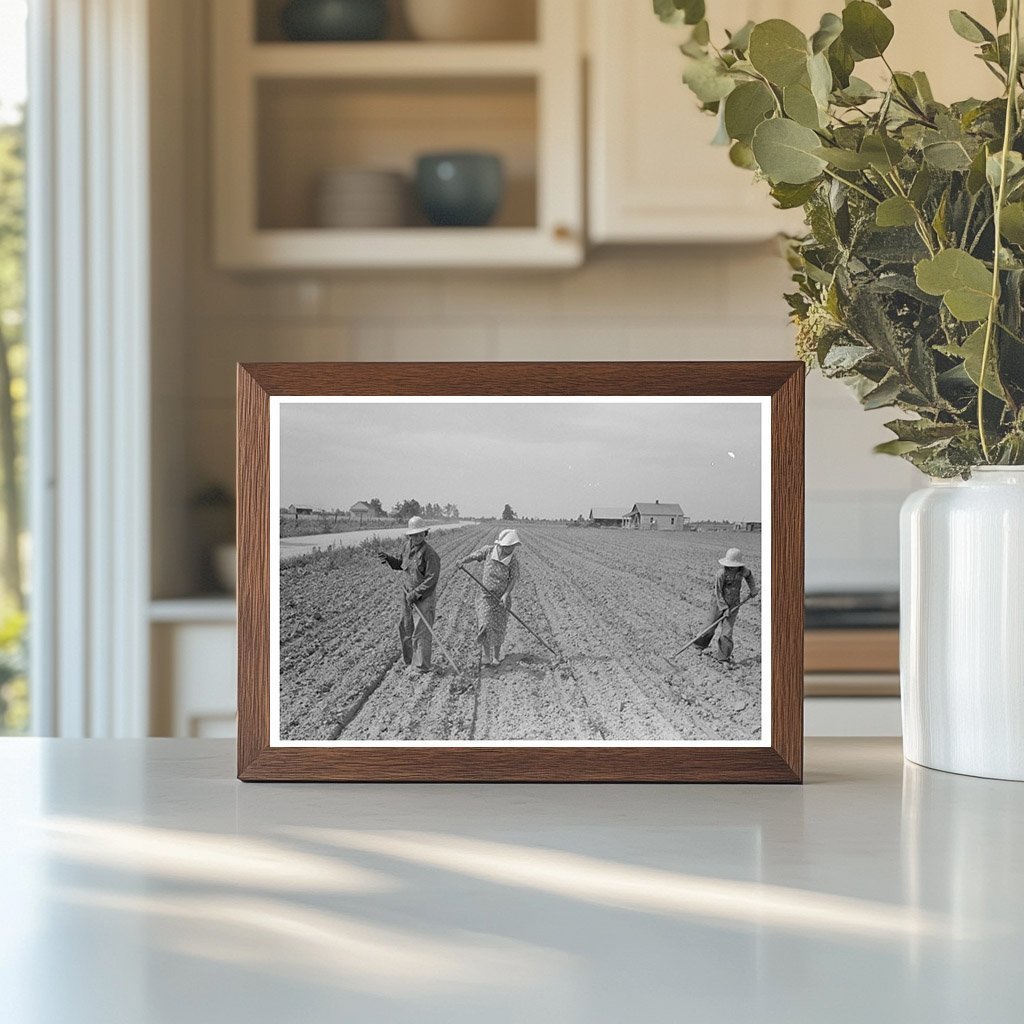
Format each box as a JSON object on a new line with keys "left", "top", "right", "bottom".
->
{"left": 281, "top": 0, "right": 388, "bottom": 42}
{"left": 316, "top": 168, "right": 407, "bottom": 228}
{"left": 415, "top": 152, "right": 504, "bottom": 228}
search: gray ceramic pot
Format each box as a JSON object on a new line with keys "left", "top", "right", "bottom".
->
{"left": 415, "top": 152, "right": 505, "bottom": 228}
{"left": 281, "top": 0, "right": 388, "bottom": 42}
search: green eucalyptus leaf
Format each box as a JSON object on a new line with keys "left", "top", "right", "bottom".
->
{"left": 810, "top": 12, "right": 843, "bottom": 54}
{"left": 842, "top": 1, "right": 895, "bottom": 59}
{"left": 827, "top": 35, "right": 856, "bottom": 88}
{"left": 875, "top": 438, "right": 922, "bottom": 455}
{"left": 891, "top": 72, "right": 923, "bottom": 109}
{"left": 932, "top": 190, "right": 950, "bottom": 247}
{"left": 808, "top": 52, "right": 833, "bottom": 108}
{"left": 748, "top": 20, "right": 809, "bottom": 86}
{"left": 723, "top": 81, "right": 775, "bottom": 144}
{"left": 862, "top": 374, "right": 903, "bottom": 409}
{"left": 653, "top": 0, "right": 681, "bottom": 24}
{"left": 836, "top": 76, "right": 879, "bottom": 105}
{"left": 993, "top": 0, "right": 1008, "bottom": 24}
{"left": 770, "top": 179, "right": 820, "bottom": 209}
{"left": 986, "top": 150, "right": 1024, "bottom": 190}
{"left": 860, "top": 133, "right": 904, "bottom": 173}
{"left": 691, "top": 19, "right": 710, "bottom": 45}
{"left": 923, "top": 140, "right": 972, "bottom": 171}
{"left": 915, "top": 249, "right": 994, "bottom": 321}
{"left": 939, "top": 325, "right": 1006, "bottom": 397}
{"left": 784, "top": 80, "right": 824, "bottom": 129}
{"left": 653, "top": 0, "right": 705, "bottom": 26}
{"left": 683, "top": 0, "right": 705, "bottom": 25}
{"left": 683, "top": 57, "right": 736, "bottom": 104}
{"left": 876, "top": 196, "right": 918, "bottom": 228}
{"left": 729, "top": 140, "right": 758, "bottom": 169}
{"left": 913, "top": 71, "right": 935, "bottom": 104}
{"left": 814, "top": 146, "right": 872, "bottom": 170}
{"left": 948, "top": 10, "right": 994, "bottom": 44}
{"left": 724, "top": 20, "right": 755, "bottom": 53}
{"left": 1000, "top": 203, "right": 1024, "bottom": 244}
{"left": 909, "top": 164, "right": 934, "bottom": 205}
{"left": 884, "top": 418, "right": 963, "bottom": 443}
{"left": 967, "top": 144, "right": 991, "bottom": 193}
{"left": 751, "top": 118, "right": 828, "bottom": 184}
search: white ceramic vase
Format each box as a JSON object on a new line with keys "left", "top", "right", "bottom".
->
{"left": 900, "top": 467, "right": 1024, "bottom": 780}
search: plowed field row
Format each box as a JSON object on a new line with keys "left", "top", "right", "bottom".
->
{"left": 279, "top": 525, "right": 763, "bottom": 742}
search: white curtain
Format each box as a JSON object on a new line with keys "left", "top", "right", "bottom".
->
{"left": 28, "top": 0, "right": 150, "bottom": 736}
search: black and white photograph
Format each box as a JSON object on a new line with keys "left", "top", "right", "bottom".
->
{"left": 270, "top": 397, "right": 770, "bottom": 745}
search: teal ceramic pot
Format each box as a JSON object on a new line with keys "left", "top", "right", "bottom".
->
{"left": 415, "top": 153, "right": 505, "bottom": 227}
{"left": 281, "top": 0, "right": 388, "bottom": 41}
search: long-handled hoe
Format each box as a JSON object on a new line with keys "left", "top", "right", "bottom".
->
{"left": 408, "top": 601, "right": 467, "bottom": 681}
{"left": 458, "top": 565, "right": 577, "bottom": 678}
{"left": 663, "top": 594, "right": 755, "bottom": 669}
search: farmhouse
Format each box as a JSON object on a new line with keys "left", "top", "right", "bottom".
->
{"left": 624, "top": 500, "right": 686, "bottom": 531}
{"left": 350, "top": 501, "right": 372, "bottom": 524}
{"left": 287, "top": 504, "right": 314, "bottom": 517}
{"left": 589, "top": 506, "right": 629, "bottom": 527}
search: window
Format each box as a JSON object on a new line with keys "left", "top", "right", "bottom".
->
{"left": 0, "top": 0, "right": 27, "bottom": 734}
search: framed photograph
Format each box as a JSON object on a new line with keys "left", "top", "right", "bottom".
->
{"left": 237, "top": 362, "right": 803, "bottom": 782}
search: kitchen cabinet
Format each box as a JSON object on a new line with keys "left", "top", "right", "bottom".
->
{"left": 587, "top": 0, "right": 998, "bottom": 244}
{"left": 211, "top": 0, "right": 583, "bottom": 269}
{"left": 587, "top": 0, "right": 812, "bottom": 243}
{"left": 150, "top": 600, "right": 237, "bottom": 738}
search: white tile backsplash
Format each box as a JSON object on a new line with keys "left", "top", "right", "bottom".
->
{"left": 182, "top": 258, "right": 917, "bottom": 594}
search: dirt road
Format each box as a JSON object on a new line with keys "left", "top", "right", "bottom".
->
{"left": 278, "top": 524, "right": 763, "bottom": 742}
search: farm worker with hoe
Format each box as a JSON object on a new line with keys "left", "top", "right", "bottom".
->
{"left": 692, "top": 547, "right": 758, "bottom": 663}
{"left": 377, "top": 516, "right": 442, "bottom": 673}
{"left": 458, "top": 529, "right": 522, "bottom": 668}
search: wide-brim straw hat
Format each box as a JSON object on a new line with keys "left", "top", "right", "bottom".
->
{"left": 406, "top": 516, "right": 429, "bottom": 535}
{"left": 719, "top": 547, "right": 745, "bottom": 567}
{"left": 496, "top": 529, "right": 521, "bottom": 547}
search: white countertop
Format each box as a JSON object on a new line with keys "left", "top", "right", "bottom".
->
{"left": 1, "top": 738, "right": 1020, "bottom": 1023}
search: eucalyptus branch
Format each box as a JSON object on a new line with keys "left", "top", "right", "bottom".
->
{"left": 885, "top": 170, "right": 939, "bottom": 254}
{"left": 822, "top": 168, "right": 881, "bottom": 205}
{"left": 978, "top": 0, "right": 1021, "bottom": 462}
{"left": 969, "top": 213, "right": 994, "bottom": 253}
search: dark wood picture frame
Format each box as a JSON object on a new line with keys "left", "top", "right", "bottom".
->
{"left": 237, "top": 362, "right": 804, "bottom": 782}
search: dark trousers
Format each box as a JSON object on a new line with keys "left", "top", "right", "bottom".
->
{"left": 398, "top": 594, "right": 436, "bottom": 669}
{"left": 693, "top": 601, "right": 739, "bottom": 661}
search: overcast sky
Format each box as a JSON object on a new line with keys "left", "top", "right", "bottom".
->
{"left": 279, "top": 400, "right": 763, "bottom": 521}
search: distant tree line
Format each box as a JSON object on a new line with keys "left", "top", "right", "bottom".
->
{"left": 385, "top": 499, "right": 460, "bottom": 521}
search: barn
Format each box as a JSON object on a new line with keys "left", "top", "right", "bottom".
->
{"left": 589, "top": 506, "right": 628, "bottom": 527}
{"left": 624, "top": 500, "right": 685, "bottom": 531}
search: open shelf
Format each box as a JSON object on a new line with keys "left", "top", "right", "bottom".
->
{"left": 249, "top": 41, "right": 544, "bottom": 77}
{"left": 257, "top": 76, "right": 538, "bottom": 231}
{"left": 254, "top": 0, "right": 538, "bottom": 44}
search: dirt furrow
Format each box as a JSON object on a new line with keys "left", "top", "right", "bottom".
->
{"left": 279, "top": 524, "right": 763, "bottom": 743}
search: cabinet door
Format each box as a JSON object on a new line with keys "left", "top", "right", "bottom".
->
{"left": 588, "top": 0, "right": 995, "bottom": 244}
{"left": 588, "top": 0, "right": 811, "bottom": 243}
